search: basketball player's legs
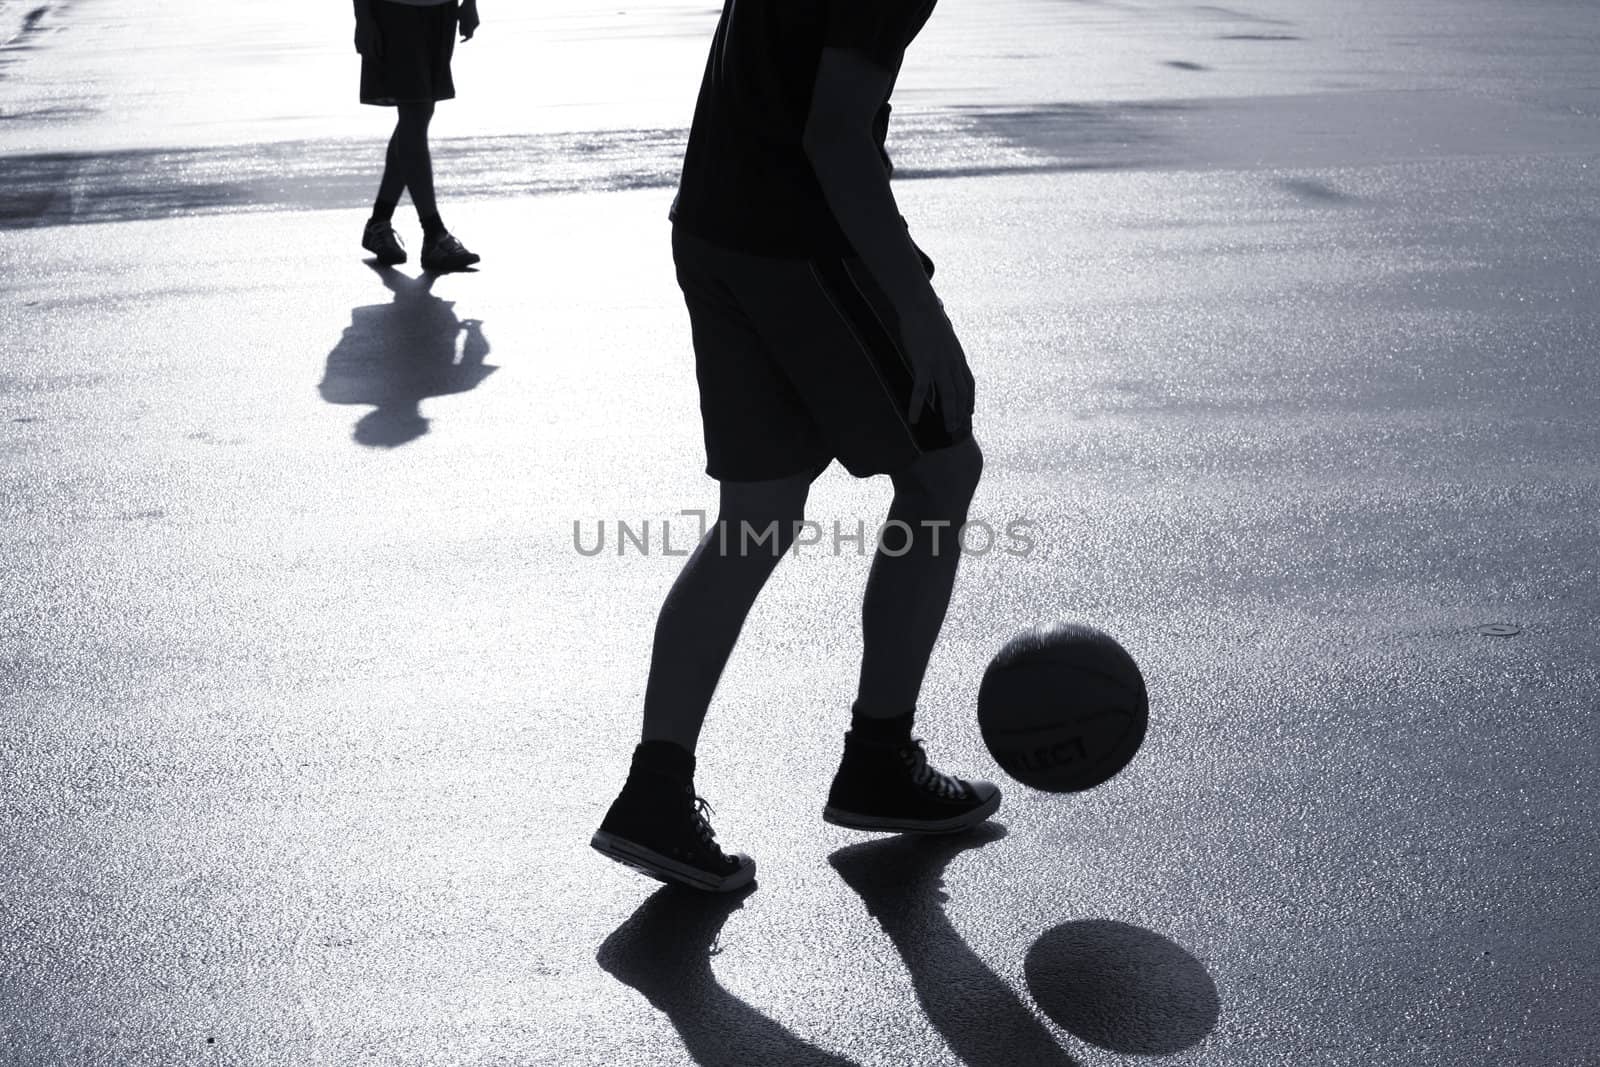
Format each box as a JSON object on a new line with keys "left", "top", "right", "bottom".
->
{"left": 712, "top": 254, "right": 1000, "bottom": 835}
{"left": 591, "top": 232, "right": 830, "bottom": 893}
{"left": 592, "top": 474, "right": 809, "bottom": 894}
{"left": 633, "top": 434, "right": 986, "bottom": 741}
{"left": 640, "top": 471, "right": 815, "bottom": 754}
{"left": 821, "top": 437, "right": 999, "bottom": 835}
{"left": 856, "top": 436, "right": 984, "bottom": 718}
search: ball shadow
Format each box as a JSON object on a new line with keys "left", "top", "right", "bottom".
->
{"left": 1024, "top": 919, "right": 1220, "bottom": 1055}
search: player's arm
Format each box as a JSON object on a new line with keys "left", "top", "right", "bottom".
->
{"left": 460, "top": 0, "right": 480, "bottom": 41}
{"left": 802, "top": 47, "right": 972, "bottom": 431}
{"left": 803, "top": 49, "right": 930, "bottom": 320}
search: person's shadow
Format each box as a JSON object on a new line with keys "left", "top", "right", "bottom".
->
{"left": 598, "top": 828, "right": 1219, "bottom": 1065}
{"left": 829, "top": 824, "right": 1087, "bottom": 1066}
{"left": 597, "top": 883, "right": 862, "bottom": 1067}
{"left": 831, "top": 825, "right": 1220, "bottom": 1064}
{"left": 318, "top": 263, "right": 494, "bottom": 447}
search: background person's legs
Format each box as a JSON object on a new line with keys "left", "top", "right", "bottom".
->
{"left": 394, "top": 101, "right": 440, "bottom": 234}
{"left": 856, "top": 437, "right": 984, "bottom": 719}
{"left": 366, "top": 101, "right": 437, "bottom": 249}
{"left": 370, "top": 102, "right": 434, "bottom": 221}
{"left": 373, "top": 120, "right": 408, "bottom": 215}
{"left": 640, "top": 469, "right": 816, "bottom": 754}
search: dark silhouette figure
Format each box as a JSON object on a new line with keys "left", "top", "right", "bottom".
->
{"left": 594, "top": 0, "right": 998, "bottom": 896}
{"left": 318, "top": 264, "right": 493, "bottom": 448}
{"left": 354, "top": 0, "right": 481, "bottom": 271}
{"left": 829, "top": 824, "right": 1087, "bottom": 1067}
{"left": 1025, "top": 919, "right": 1220, "bottom": 1055}
{"left": 597, "top": 885, "right": 862, "bottom": 1067}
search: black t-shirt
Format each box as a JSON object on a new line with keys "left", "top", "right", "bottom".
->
{"left": 669, "top": 0, "right": 937, "bottom": 259}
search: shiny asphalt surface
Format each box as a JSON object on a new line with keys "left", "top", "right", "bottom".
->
{"left": 2, "top": 1, "right": 1598, "bottom": 1065}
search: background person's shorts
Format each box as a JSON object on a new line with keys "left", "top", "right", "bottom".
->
{"left": 360, "top": 0, "right": 458, "bottom": 106}
{"left": 673, "top": 227, "right": 966, "bottom": 483}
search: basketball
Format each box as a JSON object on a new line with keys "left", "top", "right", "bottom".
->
{"left": 977, "top": 622, "right": 1149, "bottom": 792}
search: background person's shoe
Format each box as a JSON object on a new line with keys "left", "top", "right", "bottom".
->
{"left": 361, "top": 221, "right": 407, "bottom": 265}
{"left": 420, "top": 231, "right": 481, "bottom": 273}
{"left": 824, "top": 733, "right": 1001, "bottom": 834}
{"left": 592, "top": 770, "right": 756, "bottom": 893}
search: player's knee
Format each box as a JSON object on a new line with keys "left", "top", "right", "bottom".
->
{"left": 895, "top": 437, "right": 983, "bottom": 514}
{"left": 950, "top": 437, "right": 985, "bottom": 499}
{"left": 396, "top": 101, "right": 435, "bottom": 132}
{"left": 716, "top": 472, "right": 812, "bottom": 551}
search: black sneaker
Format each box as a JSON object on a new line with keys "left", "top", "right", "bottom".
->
{"left": 420, "top": 231, "right": 481, "bottom": 273}
{"left": 592, "top": 771, "right": 756, "bottom": 893}
{"left": 361, "top": 220, "right": 407, "bottom": 265}
{"left": 823, "top": 733, "right": 1001, "bottom": 834}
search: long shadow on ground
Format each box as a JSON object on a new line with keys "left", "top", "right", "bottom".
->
{"left": 831, "top": 825, "right": 1221, "bottom": 1063}
{"left": 597, "top": 883, "right": 862, "bottom": 1067}
{"left": 830, "top": 824, "right": 1086, "bottom": 1066}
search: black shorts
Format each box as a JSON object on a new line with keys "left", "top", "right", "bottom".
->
{"left": 673, "top": 227, "right": 966, "bottom": 482}
{"left": 360, "top": 0, "right": 458, "bottom": 106}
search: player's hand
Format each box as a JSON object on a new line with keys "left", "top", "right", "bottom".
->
{"left": 354, "top": 18, "right": 383, "bottom": 58}
{"left": 901, "top": 299, "right": 975, "bottom": 435}
{"left": 459, "top": 2, "right": 480, "bottom": 41}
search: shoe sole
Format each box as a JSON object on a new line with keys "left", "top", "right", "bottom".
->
{"left": 590, "top": 830, "right": 756, "bottom": 894}
{"left": 421, "top": 254, "right": 481, "bottom": 273}
{"left": 822, "top": 789, "right": 1002, "bottom": 835}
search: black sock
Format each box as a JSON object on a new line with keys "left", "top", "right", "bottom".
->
{"left": 419, "top": 211, "right": 447, "bottom": 242}
{"left": 630, "top": 739, "right": 695, "bottom": 786}
{"left": 370, "top": 197, "right": 398, "bottom": 225}
{"left": 849, "top": 702, "right": 914, "bottom": 743}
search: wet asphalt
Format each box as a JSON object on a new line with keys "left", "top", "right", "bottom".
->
{"left": 2, "top": 1, "right": 1598, "bottom": 1064}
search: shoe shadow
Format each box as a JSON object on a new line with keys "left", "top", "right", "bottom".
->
{"left": 317, "top": 262, "right": 495, "bottom": 448}
{"left": 828, "top": 824, "right": 1087, "bottom": 1067}
{"left": 597, "top": 884, "right": 862, "bottom": 1067}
